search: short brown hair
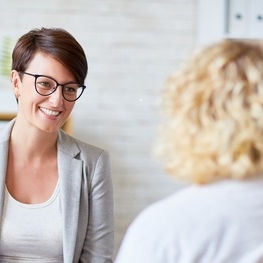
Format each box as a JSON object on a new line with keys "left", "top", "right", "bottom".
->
{"left": 12, "top": 27, "right": 88, "bottom": 84}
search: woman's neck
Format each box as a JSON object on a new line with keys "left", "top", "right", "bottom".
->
{"left": 10, "top": 120, "right": 58, "bottom": 160}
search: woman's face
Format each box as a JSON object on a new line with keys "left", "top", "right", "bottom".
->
{"left": 11, "top": 52, "right": 76, "bottom": 133}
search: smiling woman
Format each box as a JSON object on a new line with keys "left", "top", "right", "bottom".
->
{"left": 0, "top": 27, "right": 114, "bottom": 263}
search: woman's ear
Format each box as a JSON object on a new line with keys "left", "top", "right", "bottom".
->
{"left": 11, "top": 70, "right": 22, "bottom": 100}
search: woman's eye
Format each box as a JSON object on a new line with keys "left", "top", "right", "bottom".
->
{"left": 37, "top": 81, "right": 52, "bottom": 89}
{"left": 40, "top": 82, "right": 50, "bottom": 86}
{"left": 64, "top": 86, "right": 77, "bottom": 94}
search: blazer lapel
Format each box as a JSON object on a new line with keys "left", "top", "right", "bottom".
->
{"left": 0, "top": 142, "right": 8, "bottom": 213}
{"left": 57, "top": 131, "right": 83, "bottom": 263}
{"left": 0, "top": 120, "right": 14, "bottom": 220}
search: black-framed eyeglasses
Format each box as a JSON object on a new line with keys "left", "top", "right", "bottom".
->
{"left": 20, "top": 71, "right": 86, "bottom": 102}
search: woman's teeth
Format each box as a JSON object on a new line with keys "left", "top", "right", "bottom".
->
{"left": 41, "top": 107, "right": 60, "bottom": 117}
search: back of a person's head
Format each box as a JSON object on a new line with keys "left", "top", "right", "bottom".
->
{"left": 155, "top": 39, "right": 263, "bottom": 184}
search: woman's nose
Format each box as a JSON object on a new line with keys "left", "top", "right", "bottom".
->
{"left": 49, "top": 85, "right": 64, "bottom": 105}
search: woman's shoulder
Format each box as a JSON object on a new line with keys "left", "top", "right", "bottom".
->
{"left": 128, "top": 176, "right": 263, "bottom": 233}
{"left": 117, "top": 178, "right": 263, "bottom": 262}
{"left": 0, "top": 119, "right": 15, "bottom": 143}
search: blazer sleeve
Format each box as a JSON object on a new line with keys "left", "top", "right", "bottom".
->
{"left": 80, "top": 150, "right": 114, "bottom": 263}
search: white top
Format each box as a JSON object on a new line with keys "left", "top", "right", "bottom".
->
{"left": 115, "top": 175, "right": 263, "bottom": 263}
{"left": 0, "top": 180, "right": 63, "bottom": 262}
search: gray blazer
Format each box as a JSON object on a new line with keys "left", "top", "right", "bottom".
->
{"left": 0, "top": 120, "right": 114, "bottom": 263}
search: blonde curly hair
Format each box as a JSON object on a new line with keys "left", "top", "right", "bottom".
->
{"left": 155, "top": 39, "right": 263, "bottom": 184}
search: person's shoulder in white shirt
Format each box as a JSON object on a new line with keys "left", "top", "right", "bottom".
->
{"left": 115, "top": 176, "right": 263, "bottom": 263}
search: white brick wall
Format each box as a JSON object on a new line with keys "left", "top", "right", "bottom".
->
{"left": 0, "top": 0, "right": 197, "bottom": 256}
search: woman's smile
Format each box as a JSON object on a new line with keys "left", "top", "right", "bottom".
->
{"left": 39, "top": 107, "right": 61, "bottom": 117}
